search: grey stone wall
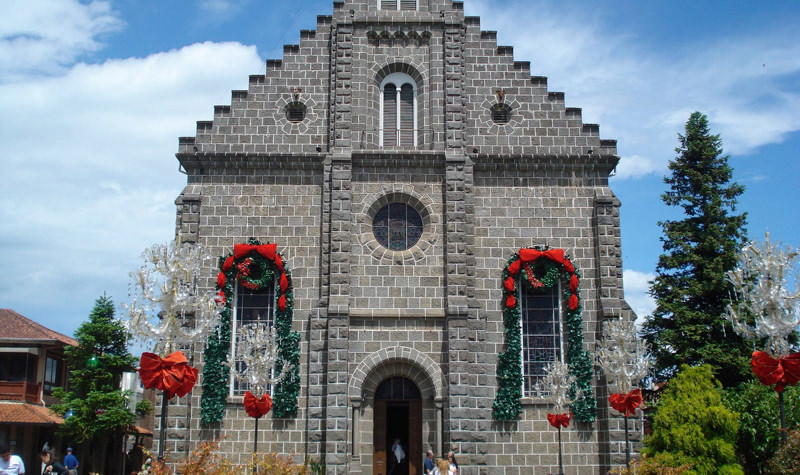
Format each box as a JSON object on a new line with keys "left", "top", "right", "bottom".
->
{"left": 162, "top": 0, "right": 639, "bottom": 473}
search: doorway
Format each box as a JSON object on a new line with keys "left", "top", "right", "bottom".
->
{"left": 373, "top": 377, "right": 422, "bottom": 475}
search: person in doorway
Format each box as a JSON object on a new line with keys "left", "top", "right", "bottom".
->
{"left": 389, "top": 438, "right": 406, "bottom": 475}
{"left": 62, "top": 448, "right": 78, "bottom": 475}
{"left": 446, "top": 451, "right": 459, "bottom": 474}
{"left": 0, "top": 443, "right": 25, "bottom": 475}
{"left": 39, "top": 445, "right": 68, "bottom": 475}
{"left": 424, "top": 449, "right": 435, "bottom": 475}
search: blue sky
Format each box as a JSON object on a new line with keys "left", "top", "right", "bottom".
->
{"left": 1, "top": 0, "right": 799, "bottom": 337}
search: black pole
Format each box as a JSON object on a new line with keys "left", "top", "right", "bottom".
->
{"left": 254, "top": 417, "right": 259, "bottom": 474}
{"left": 779, "top": 391, "right": 787, "bottom": 443}
{"left": 624, "top": 414, "right": 631, "bottom": 468}
{"left": 558, "top": 426, "right": 564, "bottom": 475}
{"left": 158, "top": 391, "right": 169, "bottom": 461}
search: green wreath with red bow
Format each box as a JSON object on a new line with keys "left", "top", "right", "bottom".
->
{"left": 201, "top": 239, "right": 300, "bottom": 424}
{"left": 493, "top": 247, "right": 596, "bottom": 423}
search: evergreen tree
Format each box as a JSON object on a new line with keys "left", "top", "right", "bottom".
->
{"left": 643, "top": 364, "right": 743, "bottom": 474}
{"left": 644, "top": 111, "right": 750, "bottom": 387}
{"left": 51, "top": 295, "right": 151, "bottom": 472}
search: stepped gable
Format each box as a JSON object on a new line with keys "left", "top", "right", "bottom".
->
{"left": 177, "top": 0, "right": 617, "bottom": 166}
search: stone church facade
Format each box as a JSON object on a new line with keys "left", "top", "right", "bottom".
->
{"left": 165, "top": 1, "right": 638, "bottom": 473}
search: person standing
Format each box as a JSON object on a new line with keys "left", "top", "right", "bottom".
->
{"left": 0, "top": 443, "right": 25, "bottom": 474}
{"left": 62, "top": 448, "right": 78, "bottom": 475}
{"left": 446, "top": 452, "right": 459, "bottom": 475}
{"left": 389, "top": 439, "right": 406, "bottom": 475}
{"left": 39, "top": 445, "right": 68, "bottom": 475}
{"left": 423, "top": 450, "right": 435, "bottom": 475}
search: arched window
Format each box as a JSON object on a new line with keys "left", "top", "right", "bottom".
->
{"left": 520, "top": 282, "right": 563, "bottom": 397}
{"left": 230, "top": 281, "right": 275, "bottom": 396}
{"left": 381, "top": 73, "right": 417, "bottom": 147}
{"left": 380, "top": 0, "right": 417, "bottom": 11}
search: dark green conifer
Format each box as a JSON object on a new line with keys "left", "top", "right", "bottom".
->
{"left": 644, "top": 111, "right": 750, "bottom": 387}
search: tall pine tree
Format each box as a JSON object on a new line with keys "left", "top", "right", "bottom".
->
{"left": 644, "top": 112, "right": 750, "bottom": 388}
{"left": 51, "top": 295, "right": 150, "bottom": 473}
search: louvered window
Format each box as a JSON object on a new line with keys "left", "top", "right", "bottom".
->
{"left": 399, "top": 84, "right": 414, "bottom": 146}
{"left": 285, "top": 101, "right": 307, "bottom": 123}
{"left": 380, "top": 0, "right": 416, "bottom": 10}
{"left": 381, "top": 73, "right": 417, "bottom": 147}
{"left": 383, "top": 84, "right": 398, "bottom": 147}
{"left": 491, "top": 104, "right": 512, "bottom": 124}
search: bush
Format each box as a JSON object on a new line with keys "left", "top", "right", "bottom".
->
{"left": 135, "top": 440, "right": 310, "bottom": 474}
{"left": 723, "top": 381, "right": 800, "bottom": 473}
{"left": 643, "top": 364, "right": 743, "bottom": 474}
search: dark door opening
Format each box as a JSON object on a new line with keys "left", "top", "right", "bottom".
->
{"left": 373, "top": 377, "right": 422, "bottom": 475}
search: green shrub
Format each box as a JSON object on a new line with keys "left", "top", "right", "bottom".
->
{"left": 643, "top": 364, "right": 743, "bottom": 474}
{"left": 724, "top": 381, "right": 800, "bottom": 473}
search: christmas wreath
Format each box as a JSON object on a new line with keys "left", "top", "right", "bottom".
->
{"left": 493, "top": 247, "right": 596, "bottom": 422}
{"left": 201, "top": 239, "right": 300, "bottom": 425}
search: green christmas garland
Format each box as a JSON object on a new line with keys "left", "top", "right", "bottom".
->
{"left": 201, "top": 238, "right": 300, "bottom": 425}
{"left": 492, "top": 247, "right": 596, "bottom": 423}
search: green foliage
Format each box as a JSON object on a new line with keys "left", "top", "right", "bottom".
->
{"left": 644, "top": 365, "right": 743, "bottom": 474}
{"left": 493, "top": 249, "right": 596, "bottom": 422}
{"left": 644, "top": 111, "right": 750, "bottom": 388}
{"left": 201, "top": 238, "right": 299, "bottom": 425}
{"left": 766, "top": 430, "right": 800, "bottom": 474}
{"left": 50, "top": 295, "right": 141, "bottom": 443}
{"left": 723, "top": 382, "right": 800, "bottom": 474}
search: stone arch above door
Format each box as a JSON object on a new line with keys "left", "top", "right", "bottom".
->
{"left": 349, "top": 346, "right": 444, "bottom": 401}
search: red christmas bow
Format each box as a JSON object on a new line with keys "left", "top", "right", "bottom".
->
{"left": 243, "top": 391, "right": 273, "bottom": 418}
{"left": 547, "top": 412, "right": 572, "bottom": 428}
{"left": 139, "top": 351, "right": 198, "bottom": 399}
{"left": 609, "top": 389, "right": 643, "bottom": 416}
{"left": 519, "top": 248, "right": 565, "bottom": 265}
{"left": 752, "top": 351, "right": 800, "bottom": 393}
{"left": 233, "top": 243, "right": 277, "bottom": 260}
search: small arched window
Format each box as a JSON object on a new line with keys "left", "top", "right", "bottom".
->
{"left": 381, "top": 73, "right": 416, "bottom": 147}
{"left": 491, "top": 103, "right": 512, "bottom": 124}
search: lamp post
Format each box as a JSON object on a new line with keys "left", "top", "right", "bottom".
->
{"left": 596, "top": 317, "right": 650, "bottom": 468}
{"left": 726, "top": 233, "right": 800, "bottom": 442}
{"left": 537, "top": 360, "right": 578, "bottom": 475}
{"left": 123, "top": 238, "right": 222, "bottom": 461}
{"left": 228, "top": 323, "right": 292, "bottom": 473}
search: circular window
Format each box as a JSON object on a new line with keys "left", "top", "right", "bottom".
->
{"left": 372, "top": 203, "right": 423, "bottom": 251}
{"left": 491, "top": 103, "right": 512, "bottom": 124}
{"left": 285, "top": 101, "right": 307, "bottom": 123}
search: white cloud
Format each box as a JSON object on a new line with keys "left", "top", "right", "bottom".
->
{"left": 0, "top": 42, "right": 263, "bottom": 335}
{"left": 623, "top": 269, "right": 656, "bottom": 323}
{"left": 465, "top": 1, "right": 800, "bottom": 178}
{"left": 0, "top": 0, "right": 123, "bottom": 82}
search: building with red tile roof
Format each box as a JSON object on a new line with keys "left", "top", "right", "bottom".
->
{"left": 0, "top": 309, "right": 76, "bottom": 471}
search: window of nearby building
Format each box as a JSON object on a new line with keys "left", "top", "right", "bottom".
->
{"left": 230, "top": 282, "right": 275, "bottom": 396}
{"left": 285, "top": 101, "right": 307, "bottom": 123}
{"left": 491, "top": 103, "right": 512, "bottom": 124}
{"left": 43, "top": 356, "right": 60, "bottom": 392}
{"left": 380, "top": 0, "right": 417, "bottom": 10}
{"left": 372, "top": 203, "right": 423, "bottom": 251}
{"left": 381, "top": 73, "right": 416, "bottom": 147}
{"left": 520, "top": 283, "right": 563, "bottom": 397}
{"left": 0, "top": 353, "right": 37, "bottom": 383}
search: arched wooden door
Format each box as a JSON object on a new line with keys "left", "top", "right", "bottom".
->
{"left": 373, "top": 377, "right": 422, "bottom": 475}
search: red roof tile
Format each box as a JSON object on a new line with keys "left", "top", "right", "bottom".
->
{"left": 0, "top": 402, "right": 64, "bottom": 425}
{"left": 0, "top": 309, "right": 77, "bottom": 346}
